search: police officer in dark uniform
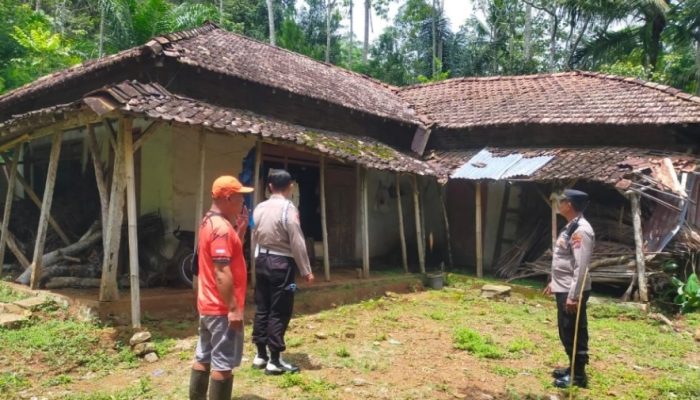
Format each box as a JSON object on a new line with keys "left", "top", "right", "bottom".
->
{"left": 544, "top": 189, "right": 594, "bottom": 388}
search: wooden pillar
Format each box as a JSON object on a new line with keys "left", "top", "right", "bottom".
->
{"left": 320, "top": 157, "right": 331, "bottom": 281}
{"left": 438, "top": 181, "right": 453, "bottom": 269}
{"left": 29, "top": 132, "right": 63, "bottom": 289}
{"left": 194, "top": 131, "right": 207, "bottom": 248}
{"left": 550, "top": 192, "right": 558, "bottom": 251}
{"left": 86, "top": 125, "right": 109, "bottom": 249}
{"left": 99, "top": 118, "right": 128, "bottom": 301}
{"left": 123, "top": 119, "right": 141, "bottom": 328}
{"left": 475, "top": 182, "right": 483, "bottom": 278}
{"left": 250, "top": 141, "right": 262, "bottom": 287}
{"left": 12, "top": 173, "right": 70, "bottom": 245}
{"left": 396, "top": 173, "right": 408, "bottom": 273}
{"left": 0, "top": 144, "right": 22, "bottom": 279}
{"left": 629, "top": 191, "right": 648, "bottom": 302}
{"left": 412, "top": 175, "right": 425, "bottom": 274}
{"left": 360, "top": 167, "right": 370, "bottom": 278}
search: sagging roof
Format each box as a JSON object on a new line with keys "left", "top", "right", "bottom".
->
{"left": 0, "top": 23, "right": 423, "bottom": 127}
{"left": 0, "top": 81, "right": 441, "bottom": 177}
{"left": 427, "top": 147, "right": 698, "bottom": 184}
{"left": 399, "top": 71, "right": 700, "bottom": 129}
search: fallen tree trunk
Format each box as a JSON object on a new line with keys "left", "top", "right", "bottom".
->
{"left": 44, "top": 277, "right": 101, "bottom": 289}
{"left": 16, "top": 228, "right": 102, "bottom": 285}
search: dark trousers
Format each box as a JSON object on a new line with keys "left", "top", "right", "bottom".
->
{"left": 252, "top": 254, "right": 296, "bottom": 353}
{"left": 555, "top": 291, "right": 590, "bottom": 367}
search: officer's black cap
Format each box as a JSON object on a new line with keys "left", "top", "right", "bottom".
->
{"left": 561, "top": 189, "right": 589, "bottom": 211}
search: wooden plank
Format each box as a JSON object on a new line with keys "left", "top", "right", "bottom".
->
{"left": 29, "top": 132, "right": 63, "bottom": 289}
{"left": 412, "top": 175, "right": 425, "bottom": 275}
{"left": 194, "top": 131, "right": 207, "bottom": 248}
{"left": 132, "top": 121, "right": 161, "bottom": 152}
{"left": 361, "top": 167, "right": 370, "bottom": 278}
{"left": 320, "top": 157, "right": 331, "bottom": 281}
{"left": 629, "top": 191, "right": 648, "bottom": 302}
{"left": 438, "top": 181, "right": 453, "bottom": 269}
{"left": 250, "top": 141, "right": 262, "bottom": 287}
{"left": 0, "top": 217, "right": 30, "bottom": 269}
{"left": 86, "top": 125, "right": 109, "bottom": 249}
{"left": 123, "top": 118, "right": 141, "bottom": 328}
{"left": 396, "top": 173, "right": 408, "bottom": 273}
{"left": 11, "top": 173, "right": 71, "bottom": 246}
{"left": 0, "top": 144, "right": 22, "bottom": 278}
{"left": 475, "top": 182, "right": 483, "bottom": 278}
{"left": 492, "top": 182, "right": 511, "bottom": 265}
{"left": 99, "top": 118, "right": 128, "bottom": 302}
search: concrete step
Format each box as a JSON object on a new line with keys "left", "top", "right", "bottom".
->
{"left": 0, "top": 312, "right": 29, "bottom": 329}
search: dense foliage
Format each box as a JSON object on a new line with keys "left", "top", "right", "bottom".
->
{"left": 0, "top": 0, "right": 699, "bottom": 93}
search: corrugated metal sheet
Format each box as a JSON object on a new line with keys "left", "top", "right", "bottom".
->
{"left": 451, "top": 149, "right": 553, "bottom": 180}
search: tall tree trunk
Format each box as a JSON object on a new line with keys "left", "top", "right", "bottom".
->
{"left": 35, "top": 0, "right": 40, "bottom": 11}
{"left": 567, "top": 16, "right": 590, "bottom": 69}
{"left": 349, "top": 0, "right": 354, "bottom": 43}
{"left": 219, "top": 0, "right": 223, "bottom": 25}
{"left": 695, "top": 39, "right": 700, "bottom": 95}
{"left": 648, "top": 13, "right": 666, "bottom": 72}
{"left": 98, "top": 3, "right": 105, "bottom": 58}
{"left": 363, "top": 0, "right": 370, "bottom": 63}
{"left": 432, "top": 0, "right": 437, "bottom": 78}
{"left": 549, "top": 14, "right": 559, "bottom": 71}
{"left": 326, "top": 0, "right": 333, "bottom": 63}
{"left": 267, "top": 0, "right": 276, "bottom": 46}
{"left": 524, "top": 3, "right": 532, "bottom": 63}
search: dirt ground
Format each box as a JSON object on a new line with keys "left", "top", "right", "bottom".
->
{"left": 3, "top": 275, "right": 700, "bottom": 400}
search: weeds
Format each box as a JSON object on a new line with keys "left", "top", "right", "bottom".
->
{"left": 0, "top": 283, "right": 28, "bottom": 303}
{"left": 453, "top": 327, "right": 504, "bottom": 359}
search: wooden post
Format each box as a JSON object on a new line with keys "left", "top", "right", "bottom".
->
{"left": 320, "top": 157, "right": 330, "bottom": 281}
{"left": 629, "top": 191, "right": 648, "bottom": 302}
{"left": 123, "top": 119, "right": 141, "bottom": 328}
{"left": 250, "top": 141, "right": 262, "bottom": 287}
{"left": 11, "top": 173, "right": 71, "bottom": 246}
{"left": 396, "top": 173, "right": 408, "bottom": 273}
{"left": 551, "top": 192, "right": 558, "bottom": 252}
{"left": 86, "top": 125, "right": 109, "bottom": 249}
{"left": 99, "top": 118, "right": 128, "bottom": 302}
{"left": 412, "top": 175, "right": 425, "bottom": 274}
{"left": 438, "top": 181, "right": 453, "bottom": 269}
{"left": 194, "top": 131, "right": 207, "bottom": 248}
{"left": 361, "top": 167, "right": 370, "bottom": 278}
{"left": 29, "top": 132, "right": 63, "bottom": 289}
{"left": 0, "top": 144, "right": 22, "bottom": 278}
{"left": 475, "top": 182, "right": 483, "bottom": 278}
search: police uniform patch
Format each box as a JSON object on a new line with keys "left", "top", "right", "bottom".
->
{"left": 571, "top": 233, "right": 583, "bottom": 249}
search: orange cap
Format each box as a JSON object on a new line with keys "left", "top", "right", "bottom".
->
{"left": 212, "top": 176, "right": 254, "bottom": 199}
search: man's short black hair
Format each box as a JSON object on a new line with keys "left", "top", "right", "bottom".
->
{"left": 268, "top": 169, "right": 292, "bottom": 191}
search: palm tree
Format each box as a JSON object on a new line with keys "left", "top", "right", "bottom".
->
{"left": 666, "top": 0, "right": 700, "bottom": 93}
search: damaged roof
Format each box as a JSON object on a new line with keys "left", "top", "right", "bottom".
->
{"left": 0, "top": 81, "right": 441, "bottom": 177}
{"left": 399, "top": 72, "right": 700, "bottom": 128}
{"left": 428, "top": 147, "right": 698, "bottom": 184}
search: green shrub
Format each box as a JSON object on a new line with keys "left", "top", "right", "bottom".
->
{"left": 453, "top": 328, "right": 504, "bottom": 359}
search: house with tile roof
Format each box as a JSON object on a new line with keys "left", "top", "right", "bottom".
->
{"left": 0, "top": 22, "right": 699, "bottom": 324}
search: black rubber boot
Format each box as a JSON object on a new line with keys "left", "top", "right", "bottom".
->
{"left": 554, "top": 363, "right": 587, "bottom": 389}
{"left": 189, "top": 369, "right": 210, "bottom": 400}
{"left": 552, "top": 355, "right": 571, "bottom": 378}
{"left": 208, "top": 377, "right": 233, "bottom": 400}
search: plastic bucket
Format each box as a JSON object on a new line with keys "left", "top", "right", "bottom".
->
{"left": 426, "top": 273, "right": 444, "bottom": 290}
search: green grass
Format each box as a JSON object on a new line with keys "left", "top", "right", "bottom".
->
{"left": 453, "top": 327, "right": 504, "bottom": 359}
{"left": 0, "top": 372, "right": 29, "bottom": 396}
{"left": 335, "top": 345, "right": 350, "bottom": 358}
{"left": 60, "top": 378, "right": 152, "bottom": 399}
{"left": 0, "top": 283, "right": 29, "bottom": 303}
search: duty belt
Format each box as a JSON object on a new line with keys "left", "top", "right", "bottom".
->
{"left": 257, "top": 246, "right": 293, "bottom": 258}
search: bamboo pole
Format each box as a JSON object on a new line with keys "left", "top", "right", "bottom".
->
{"left": 0, "top": 218, "right": 30, "bottom": 270}
{"left": 123, "top": 119, "right": 141, "bottom": 328}
{"left": 99, "top": 118, "right": 128, "bottom": 302}
{"left": 396, "top": 173, "right": 408, "bottom": 273}
{"left": 194, "top": 131, "right": 207, "bottom": 248}
{"left": 320, "top": 157, "right": 330, "bottom": 281}
{"left": 412, "top": 175, "right": 425, "bottom": 274}
{"left": 86, "top": 125, "right": 109, "bottom": 249}
{"left": 0, "top": 144, "right": 22, "bottom": 278}
{"left": 551, "top": 192, "right": 558, "bottom": 252}
{"left": 629, "top": 191, "right": 648, "bottom": 302}
{"left": 10, "top": 172, "right": 70, "bottom": 245}
{"left": 250, "top": 141, "right": 262, "bottom": 287}
{"left": 29, "top": 132, "right": 63, "bottom": 289}
{"left": 475, "top": 182, "right": 483, "bottom": 278}
{"left": 361, "top": 167, "right": 370, "bottom": 278}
